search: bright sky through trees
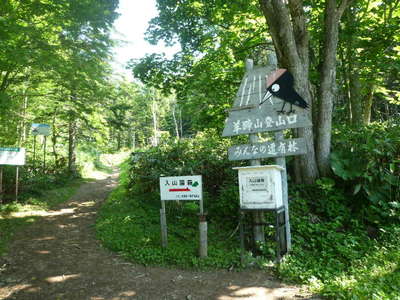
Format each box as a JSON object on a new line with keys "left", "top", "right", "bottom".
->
{"left": 111, "top": 0, "right": 180, "bottom": 78}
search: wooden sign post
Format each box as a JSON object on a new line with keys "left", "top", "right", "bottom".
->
{"left": 0, "top": 148, "right": 26, "bottom": 202}
{"left": 31, "top": 124, "right": 50, "bottom": 172}
{"left": 159, "top": 175, "right": 207, "bottom": 257}
{"left": 246, "top": 59, "right": 265, "bottom": 244}
{"left": 223, "top": 55, "right": 312, "bottom": 257}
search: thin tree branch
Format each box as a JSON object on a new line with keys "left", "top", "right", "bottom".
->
{"left": 338, "top": 0, "right": 354, "bottom": 19}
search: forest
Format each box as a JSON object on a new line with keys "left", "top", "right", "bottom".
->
{"left": 0, "top": 0, "right": 399, "bottom": 299}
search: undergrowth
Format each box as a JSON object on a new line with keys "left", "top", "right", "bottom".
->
{"left": 97, "top": 125, "right": 399, "bottom": 298}
{"left": 96, "top": 160, "right": 242, "bottom": 270}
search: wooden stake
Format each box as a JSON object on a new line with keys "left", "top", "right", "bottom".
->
{"left": 160, "top": 200, "right": 168, "bottom": 248}
{"left": 199, "top": 214, "right": 207, "bottom": 258}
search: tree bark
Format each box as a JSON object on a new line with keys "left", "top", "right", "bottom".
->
{"left": 151, "top": 100, "right": 159, "bottom": 146}
{"left": 349, "top": 69, "right": 363, "bottom": 126}
{"left": 363, "top": 86, "right": 374, "bottom": 124}
{"left": 172, "top": 104, "right": 180, "bottom": 139}
{"left": 259, "top": 0, "right": 319, "bottom": 183}
{"left": 316, "top": 0, "right": 351, "bottom": 176}
{"left": 68, "top": 117, "right": 77, "bottom": 174}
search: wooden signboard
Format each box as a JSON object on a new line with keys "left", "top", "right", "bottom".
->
{"left": 232, "top": 66, "right": 273, "bottom": 107}
{"left": 222, "top": 65, "right": 311, "bottom": 137}
{"left": 222, "top": 104, "right": 311, "bottom": 137}
{"left": 228, "top": 138, "right": 307, "bottom": 161}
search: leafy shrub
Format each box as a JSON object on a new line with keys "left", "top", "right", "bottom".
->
{"left": 278, "top": 175, "right": 400, "bottom": 298}
{"left": 127, "top": 130, "right": 246, "bottom": 223}
{"left": 331, "top": 121, "right": 400, "bottom": 224}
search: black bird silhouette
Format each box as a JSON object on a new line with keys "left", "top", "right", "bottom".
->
{"left": 260, "top": 69, "right": 308, "bottom": 113}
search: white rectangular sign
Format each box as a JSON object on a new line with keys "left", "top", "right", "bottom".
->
{"left": 0, "top": 148, "right": 26, "bottom": 166}
{"left": 31, "top": 123, "right": 50, "bottom": 136}
{"left": 235, "top": 165, "right": 283, "bottom": 210}
{"left": 160, "top": 175, "right": 202, "bottom": 201}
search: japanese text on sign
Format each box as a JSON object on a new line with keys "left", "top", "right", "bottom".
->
{"left": 232, "top": 114, "right": 298, "bottom": 135}
{"left": 0, "top": 148, "right": 26, "bottom": 166}
{"left": 228, "top": 138, "right": 307, "bottom": 161}
{"left": 160, "top": 175, "right": 202, "bottom": 201}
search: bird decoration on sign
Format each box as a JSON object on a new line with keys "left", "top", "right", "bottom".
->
{"left": 260, "top": 69, "right": 308, "bottom": 114}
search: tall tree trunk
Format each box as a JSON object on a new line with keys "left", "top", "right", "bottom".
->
{"left": 18, "top": 91, "right": 28, "bottom": 147}
{"left": 117, "top": 132, "right": 121, "bottom": 150}
{"left": 172, "top": 104, "right": 180, "bottom": 139}
{"left": 316, "top": 0, "right": 351, "bottom": 176}
{"left": 349, "top": 70, "right": 363, "bottom": 126}
{"left": 51, "top": 109, "right": 59, "bottom": 167}
{"left": 68, "top": 117, "right": 77, "bottom": 174}
{"left": 363, "top": 86, "right": 374, "bottom": 124}
{"left": 259, "top": 0, "right": 319, "bottom": 183}
{"left": 151, "top": 100, "right": 159, "bottom": 146}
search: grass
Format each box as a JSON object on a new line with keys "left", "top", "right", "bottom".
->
{"left": 96, "top": 161, "right": 243, "bottom": 270}
{"left": 97, "top": 157, "right": 400, "bottom": 299}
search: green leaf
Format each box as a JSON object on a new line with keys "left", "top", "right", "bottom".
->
{"left": 353, "top": 184, "right": 362, "bottom": 195}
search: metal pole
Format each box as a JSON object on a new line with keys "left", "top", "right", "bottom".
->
{"left": 275, "top": 131, "right": 291, "bottom": 251}
{"left": 43, "top": 135, "right": 47, "bottom": 171}
{"left": 15, "top": 166, "right": 19, "bottom": 202}
{"left": 33, "top": 135, "right": 36, "bottom": 171}
{"left": 246, "top": 58, "right": 265, "bottom": 245}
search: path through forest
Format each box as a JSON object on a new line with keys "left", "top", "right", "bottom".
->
{"left": 0, "top": 171, "right": 316, "bottom": 300}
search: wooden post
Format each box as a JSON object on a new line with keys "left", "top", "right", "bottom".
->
{"left": 246, "top": 58, "right": 266, "bottom": 245}
{"left": 0, "top": 166, "right": 3, "bottom": 204}
{"left": 198, "top": 186, "right": 207, "bottom": 257}
{"left": 275, "top": 131, "right": 291, "bottom": 251}
{"left": 239, "top": 211, "right": 245, "bottom": 265}
{"left": 199, "top": 214, "right": 207, "bottom": 258}
{"left": 160, "top": 200, "right": 168, "bottom": 248}
{"left": 15, "top": 166, "right": 19, "bottom": 202}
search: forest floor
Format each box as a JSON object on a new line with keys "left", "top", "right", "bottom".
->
{"left": 0, "top": 170, "right": 319, "bottom": 300}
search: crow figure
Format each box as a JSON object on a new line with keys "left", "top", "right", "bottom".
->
{"left": 260, "top": 69, "right": 308, "bottom": 114}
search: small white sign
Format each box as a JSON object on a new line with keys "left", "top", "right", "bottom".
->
{"left": 234, "top": 165, "right": 283, "bottom": 210}
{"left": 160, "top": 175, "right": 202, "bottom": 201}
{"left": 0, "top": 148, "right": 26, "bottom": 166}
{"left": 31, "top": 123, "right": 50, "bottom": 136}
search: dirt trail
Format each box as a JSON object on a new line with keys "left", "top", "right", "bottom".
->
{"left": 0, "top": 172, "right": 315, "bottom": 300}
